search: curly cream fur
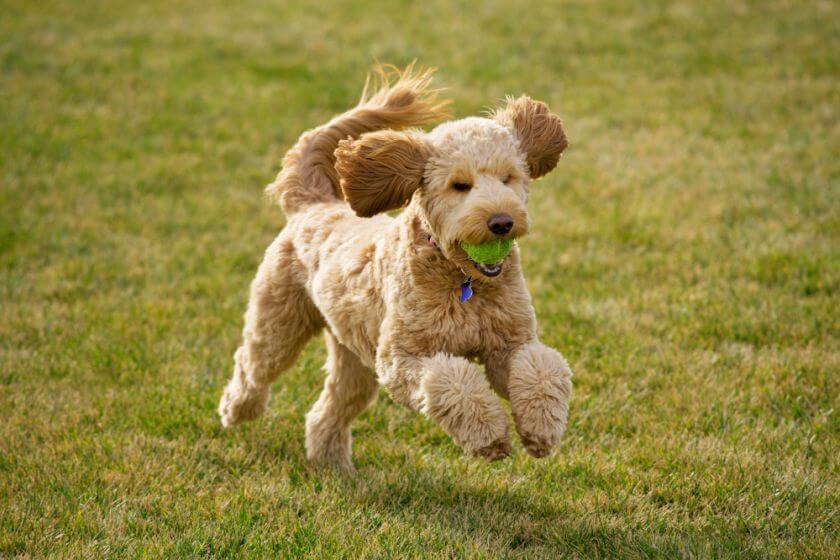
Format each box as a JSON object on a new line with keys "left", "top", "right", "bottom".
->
{"left": 219, "top": 65, "right": 573, "bottom": 471}
{"left": 492, "top": 95, "right": 568, "bottom": 179}
{"left": 266, "top": 63, "right": 450, "bottom": 213}
{"left": 335, "top": 129, "right": 430, "bottom": 217}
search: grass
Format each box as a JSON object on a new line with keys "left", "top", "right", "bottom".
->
{"left": 1, "top": 0, "right": 838, "bottom": 557}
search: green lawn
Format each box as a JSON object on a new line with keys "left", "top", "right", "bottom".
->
{"left": 1, "top": 0, "right": 838, "bottom": 558}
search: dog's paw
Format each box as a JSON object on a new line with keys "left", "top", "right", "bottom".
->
{"left": 218, "top": 382, "right": 269, "bottom": 427}
{"left": 421, "top": 355, "right": 511, "bottom": 457}
{"left": 518, "top": 431, "right": 554, "bottom": 458}
{"left": 307, "top": 449, "right": 356, "bottom": 474}
{"left": 473, "top": 437, "right": 512, "bottom": 461}
{"left": 508, "top": 343, "right": 573, "bottom": 459}
{"left": 305, "top": 415, "right": 356, "bottom": 473}
{"left": 512, "top": 400, "right": 567, "bottom": 458}
{"left": 307, "top": 446, "right": 356, "bottom": 474}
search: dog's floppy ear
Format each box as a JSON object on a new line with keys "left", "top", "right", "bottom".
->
{"left": 335, "top": 130, "right": 430, "bottom": 217}
{"left": 493, "top": 95, "right": 568, "bottom": 179}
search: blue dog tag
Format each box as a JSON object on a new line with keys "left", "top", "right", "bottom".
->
{"left": 459, "top": 277, "right": 473, "bottom": 303}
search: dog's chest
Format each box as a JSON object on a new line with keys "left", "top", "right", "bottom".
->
{"left": 402, "top": 282, "right": 522, "bottom": 359}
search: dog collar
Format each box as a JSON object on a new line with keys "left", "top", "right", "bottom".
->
{"left": 428, "top": 234, "right": 474, "bottom": 304}
{"left": 459, "top": 276, "right": 474, "bottom": 303}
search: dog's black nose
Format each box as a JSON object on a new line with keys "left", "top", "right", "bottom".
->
{"left": 487, "top": 213, "right": 514, "bottom": 236}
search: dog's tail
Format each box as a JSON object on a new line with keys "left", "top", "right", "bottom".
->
{"left": 266, "top": 63, "right": 450, "bottom": 214}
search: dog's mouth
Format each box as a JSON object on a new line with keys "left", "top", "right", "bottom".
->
{"left": 455, "top": 240, "right": 514, "bottom": 278}
{"left": 435, "top": 235, "right": 512, "bottom": 278}
{"left": 470, "top": 259, "right": 504, "bottom": 277}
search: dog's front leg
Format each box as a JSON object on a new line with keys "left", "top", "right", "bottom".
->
{"left": 377, "top": 351, "right": 511, "bottom": 460}
{"left": 489, "top": 342, "right": 573, "bottom": 458}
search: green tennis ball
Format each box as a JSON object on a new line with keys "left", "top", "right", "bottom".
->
{"left": 460, "top": 238, "right": 514, "bottom": 264}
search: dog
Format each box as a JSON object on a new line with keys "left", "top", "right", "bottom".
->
{"left": 219, "top": 65, "right": 573, "bottom": 471}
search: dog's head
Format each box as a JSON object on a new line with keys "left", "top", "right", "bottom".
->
{"left": 335, "top": 96, "right": 567, "bottom": 279}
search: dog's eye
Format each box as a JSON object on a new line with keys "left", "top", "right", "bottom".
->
{"left": 451, "top": 182, "right": 472, "bottom": 192}
{"left": 502, "top": 174, "right": 513, "bottom": 184}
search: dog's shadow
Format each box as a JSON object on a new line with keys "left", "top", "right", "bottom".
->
{"left": 261, "top": 439, "right": 622, "bottom": 555}
{"left": 224, "top": 423, "right": 685, "bottom": 556}
{"left": 345, "top": 461, "right": 561, "bottom": 550}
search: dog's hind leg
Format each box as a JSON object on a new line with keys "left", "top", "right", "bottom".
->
{"left": 219, "top": 239, "right": 323, "bottom": 428}
{"left": 305, "top": 331, "right": 378, "bottom": 472}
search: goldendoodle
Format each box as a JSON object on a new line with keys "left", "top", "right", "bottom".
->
{"left": 219, "top": 64, "right": 573, "bottom": 471}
